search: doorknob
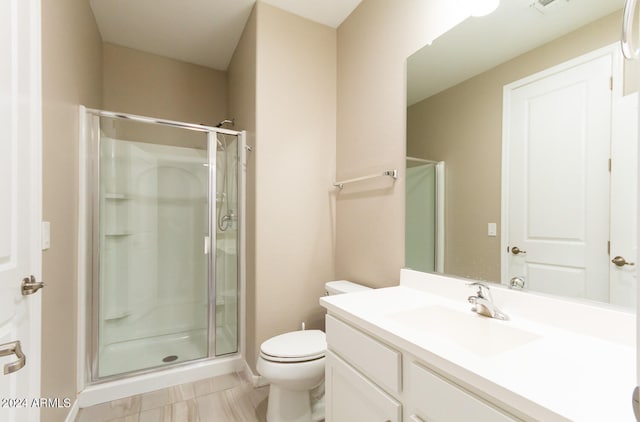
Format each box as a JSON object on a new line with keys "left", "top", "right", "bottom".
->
{"left": 0, "top": 341, "right": 26, "bottom": 375}
{"left": 509, "top": 276, "right": 526, "bottom": 289}
{"left": 611, "top": 256, "right": 635, "bottom": 267}
{"left": 21, "top": 275, "right": 45, "bottom": 296}
{"left": 511, "top": 246, "right": 526, "bottom": 255}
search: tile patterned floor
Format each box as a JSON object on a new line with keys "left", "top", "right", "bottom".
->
{"left": 76, "top": 372, "right": 269, "bottom": 422}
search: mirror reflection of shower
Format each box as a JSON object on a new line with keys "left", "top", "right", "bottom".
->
{"left": 405, "top": 157, "right": 445, "bottom": 274}
{"left": 216, "top": 118, "right": 236, "bottom": 232}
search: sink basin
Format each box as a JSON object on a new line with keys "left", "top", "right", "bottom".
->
{"left": 387, "top": 305, "right": 540, "bottom": 357}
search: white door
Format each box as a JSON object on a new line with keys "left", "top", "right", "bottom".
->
{"left": 504, "top": 51, "right": 613, "bottom": 301}
{"left": 610, "top": 92, "right": 638, "bottom": 307}
{"left": 0, "top": 0, "right": 42, "bottom": 421}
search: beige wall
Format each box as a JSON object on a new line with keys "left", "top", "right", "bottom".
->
{"left": 41, "top": 0, "right": 103, "bottom": 420}
{"left": 407, "top": 11, "right": 623, "bottom": 283}
{"left": 251, "top": 2, "right": 337, "bottom": 371}
{"left": 102, "top": 43, "right": 228, "bottom": 126}
{"left": 335, "top": 0, "right": 468, "bottom": 287}
{"left": 227, "top": 5, "right": 258, "bottom": 371}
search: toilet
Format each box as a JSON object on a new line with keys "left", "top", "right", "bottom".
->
{"left": 257, "top": 280, "right": 370, "bottom": 422}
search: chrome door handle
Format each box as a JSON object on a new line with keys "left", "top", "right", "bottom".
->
{"left": 623, "top": 0, "right": 640, "bottom": 59}
{"left": 511, "top": 246, "right": 526, "bottom": 255}
{"left": 633, "top": 386, "right": 639, "bottom": 421}
{"left": 0, "top": 341, "right": 26, "bottom": 375}
{"left": 612, "top": 256, "right": 635, "bottom": 267}
{"left": 21, "top": 275, "right": 45, "bottom": 296}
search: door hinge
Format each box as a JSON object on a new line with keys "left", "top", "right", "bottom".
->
{"left": 610, "top": 76, "right": 613, "bottom": 91}
{"left": 608, "top": 240, "right": 611, "bottom": 256}
{"left": 608, "top": 158, "right": 612, "bottom": 172}
{"left": 632, "top": 386, "right": 639, "bottom": 421}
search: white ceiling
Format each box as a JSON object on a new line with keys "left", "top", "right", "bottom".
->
{"left": 262, "top": 0, "right": 361, "bottom": 28}
{"left": 407, "top": 0, "right": 625, "bottom": 106}
{"left": 89, "top": 0, "right": 361, "bottom": 71}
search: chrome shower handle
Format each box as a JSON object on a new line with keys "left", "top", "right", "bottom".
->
{"left": 622, "top": 0, "right": 640, "bottom": 59}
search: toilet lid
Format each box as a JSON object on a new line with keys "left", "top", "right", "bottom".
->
{"left": 260, "top": 330, "right": 326, "bottom": 363}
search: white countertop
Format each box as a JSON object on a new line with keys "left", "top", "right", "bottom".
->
{"left": 320, "top": 270, "right": 636, "bottom": 422}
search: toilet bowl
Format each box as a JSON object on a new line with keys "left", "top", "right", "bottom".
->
{"left": 257, "top": 330, "right": 326, "bottom": 422}
{"left": 257, "top": 280, "right": 371, "bottom": 422}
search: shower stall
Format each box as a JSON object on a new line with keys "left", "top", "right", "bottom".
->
{"left": 405, "top": 157, "right": 445, "bottom": 274}
{"left": 79, "top": 108, "right": 244, "bottom": 385}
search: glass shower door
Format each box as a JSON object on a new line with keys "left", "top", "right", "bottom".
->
{"left": 96, "top": 116, "right": 211, "bottom": 378}
{"left": 214, "top": 132, "right": 239, "bottom": 356}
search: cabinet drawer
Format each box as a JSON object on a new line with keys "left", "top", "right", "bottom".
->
{"left": 326, "top": 351, "right": 401, "bottom": 422}
{"left": 326, "top": 315, "right": 401, "bottom": 394}
{"left": 408, "top": 362, "right": 518, "bottom": 422}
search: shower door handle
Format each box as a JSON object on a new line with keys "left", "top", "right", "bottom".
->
{"left": 204, "top": 236, "right": 210, "bottom": 255}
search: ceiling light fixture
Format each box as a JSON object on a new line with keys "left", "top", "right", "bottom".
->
{"left": 470, "top": 0, "right": 500, "bottom": 17}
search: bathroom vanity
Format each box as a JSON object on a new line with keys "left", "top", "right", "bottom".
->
{"left": 319, "top": 269, "right": 636, "bottom": 422}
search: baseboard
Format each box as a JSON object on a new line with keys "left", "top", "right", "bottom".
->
{"left": 64, "top": 399, "right": 79, "bottom": 422}
{"left": 240, "top": 359, "right": 268, "bottom": 387}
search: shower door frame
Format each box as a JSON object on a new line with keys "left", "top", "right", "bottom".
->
{"left": 80, "top": 107, "right": 244, "bottom": 384}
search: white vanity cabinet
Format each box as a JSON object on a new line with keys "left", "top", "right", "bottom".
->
{"left": 325, "top": 315, "right": 402, "bottom": 422}
{"left": 324, "top": 314, "right": 521, "bottom": 422}
{"left": 321, "top": 272, "right": 636, "bottom": 421}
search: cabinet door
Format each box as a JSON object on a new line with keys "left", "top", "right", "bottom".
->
{"left": 407, "top": 362, "right": 518, "bottom": 422}
{"left": 326, "top": 315, "right": 401, "bottom": 394}
{"left": 325, "top": 351, "right": 401, "bottom": 422}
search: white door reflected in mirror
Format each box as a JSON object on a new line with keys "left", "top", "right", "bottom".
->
{"left": 503, "top": 47, "right": 619, "bottom": 304}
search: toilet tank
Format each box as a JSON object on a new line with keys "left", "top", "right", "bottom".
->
{"left": 325, "top": 280, "right": 371, "bottom": 295}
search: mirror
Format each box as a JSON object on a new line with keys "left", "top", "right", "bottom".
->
{"left": 406, "top": 0, "right": 638, "bottom": 308}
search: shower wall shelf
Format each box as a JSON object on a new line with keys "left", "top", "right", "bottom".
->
{"left": 105, "top": 312, "right": 131, "bottom": 322}
{"left": 334, "top": 169, "right": 398, "bottom": 190}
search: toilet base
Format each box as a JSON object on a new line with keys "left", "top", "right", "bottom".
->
{"left": 267, "top": 384, "right": 312, "bottom": 422}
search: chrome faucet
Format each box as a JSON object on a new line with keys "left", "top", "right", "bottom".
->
{"left": 467, "top": 282, "right": 508, "bottom": 321}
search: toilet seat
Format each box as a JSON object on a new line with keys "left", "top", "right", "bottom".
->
{"left": 260, "top": 330, "right": 326, "bottom": 363}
